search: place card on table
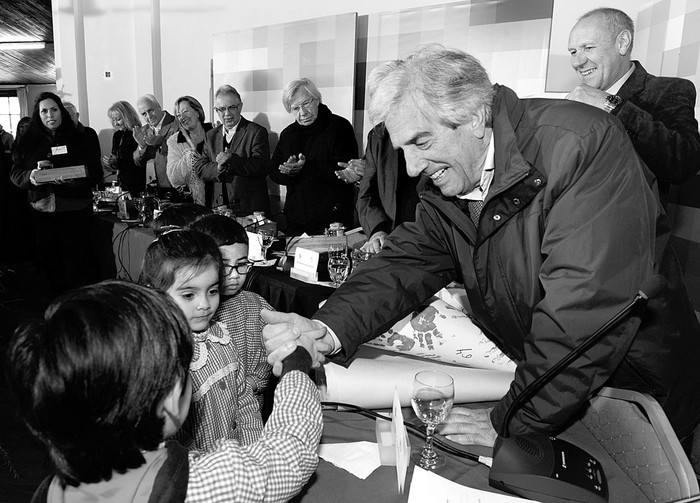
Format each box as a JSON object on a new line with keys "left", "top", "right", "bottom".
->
{"left": 393, "top": 388, "right": 410, "bottom": 493}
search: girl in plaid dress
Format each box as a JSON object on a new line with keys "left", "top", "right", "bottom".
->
{"left": 192, "top": 214, "right": 274, "bottom": 412}
{"left": 139, "top": 229, "right": 263, "bottom": 451}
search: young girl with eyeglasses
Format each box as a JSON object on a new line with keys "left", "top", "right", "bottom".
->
{"left": 192, "top": 215, "right": 274, "bottom": 413}
{"left": 139, "top": 229, "right": 263, "bottom": 451}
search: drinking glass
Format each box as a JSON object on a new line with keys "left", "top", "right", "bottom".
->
{"left": 257, "top": 228, "right": 275, "bottom": 260}
{"left": 327, "top": 241, "right": 347, "bottom": 261}
{"left": 327, "top": 254, "right": 351, "bottom": 287}
{"left": 410, "top": 370, "right": 455, "bottom": 469}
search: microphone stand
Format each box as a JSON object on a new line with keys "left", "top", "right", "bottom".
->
{"left": 489, "top": 277, "right": 665, "bottom": 503}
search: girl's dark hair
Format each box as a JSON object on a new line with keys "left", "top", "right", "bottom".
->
{"left": 149, "top": 203, "right": 213, "bottom": 237}
{"left": 190, "top": 214, "right": 249, "bottom": 247}
{"left": 138, "top": 229, "right": 223, "bottom": 291}
{"left": 5, "top": 281, "right": 193, "bottom": 486}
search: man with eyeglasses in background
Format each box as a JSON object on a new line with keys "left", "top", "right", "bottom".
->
{"left": 134, "top": 94, "right": 180, "bottom": 190}
{"left": 194, "top": 85, "right": 271, "bottom": 215}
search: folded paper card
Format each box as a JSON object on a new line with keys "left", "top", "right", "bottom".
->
{"left": 392, "top": 388, "right": 410, "bottom": 494}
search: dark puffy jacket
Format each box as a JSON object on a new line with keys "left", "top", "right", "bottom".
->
{"left": 315, "top": 85, "right": 700, "bottom": 440}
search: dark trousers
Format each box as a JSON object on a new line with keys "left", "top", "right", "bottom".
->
{"left": 31, "top": 205, "right": 96, "bottom": 297}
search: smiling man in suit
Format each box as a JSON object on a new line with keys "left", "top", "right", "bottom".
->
{"left": 194, "top": 85, "right": 270, "bottom": 215}
{"left": 566, "top": 7, "right": 700, "bottom": 204}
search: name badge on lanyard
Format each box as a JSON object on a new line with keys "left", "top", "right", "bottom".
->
{"left": 51, "top": 145, "right": 68, "bottom": 156}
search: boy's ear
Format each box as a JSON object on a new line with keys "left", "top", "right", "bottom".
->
{"left": 158, "top": 377, "right": 190, "bottom": 438}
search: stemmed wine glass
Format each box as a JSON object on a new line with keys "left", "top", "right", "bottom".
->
{"left": 410, "top": 370, "right": 455, "bottom": 469}
{"left": 257, "top": 228, "right": 275, "bottom": 260}
{"left": 327, "top": 242, "right": 351, "bottom": 287}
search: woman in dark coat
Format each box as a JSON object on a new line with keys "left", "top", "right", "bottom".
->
{"left": 10, "top": 92, "right": 101, "bottom": 295}
{"left": 269, "top": 78, "right": 358, "bottom": 236}
{"left": 103, "top": 100, "right": 144, "bottom": 194}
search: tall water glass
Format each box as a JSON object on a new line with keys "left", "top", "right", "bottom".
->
{"left": 411, "top": 370, "right": 455, "bottom": 469}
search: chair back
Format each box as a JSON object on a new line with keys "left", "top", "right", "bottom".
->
{"left": 582, "top": 387, "right": 699, "bottom": 502}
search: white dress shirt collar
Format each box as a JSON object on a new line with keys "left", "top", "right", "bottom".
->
{"left": 460, "top": 132, "right": 495, "bottom": 202}
{"left": 606, "top": 62, "right": 635, "bottom": 95}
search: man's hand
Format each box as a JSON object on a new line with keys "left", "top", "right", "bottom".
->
{"left": 144, "top": 129, "right": 164, "bottom": 147}
{"left": 361, "top": 231, "right": 388, "bottom": 254}
{"left": 261, "top": 309, "right": 334, "bottom": 376}
{"left": 336, "top": 158, "right": 366, "bottom": 184}
{"left": 279, "top": 153, "right": 305, "bottom": 176}
{"left": 436, "top": 407, "right": 497, "bottom": 447}
{"left": 565, "top": 85, "right": 608, "bottom": 110}
{"left": 216, "top": 148, "right": 233, "bottom": 168}
{"left": 132, "top": 127, "right": 147, "bottom": 150}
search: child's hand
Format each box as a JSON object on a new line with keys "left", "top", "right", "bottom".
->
{"left": 261, "top": 310, "right": 331, "bottom": 376}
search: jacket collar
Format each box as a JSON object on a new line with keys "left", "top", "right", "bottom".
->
{"left": 419, "top": 85, "right": 546, "bottom": 244}
{"left": 488, "top": 85, "right": 536, "bottom": 200}
{"left": 616, "top": 60, "right": 648, "bottom": 101}
{"left": 213, "top": 116, "right": 249, "bottom": 151}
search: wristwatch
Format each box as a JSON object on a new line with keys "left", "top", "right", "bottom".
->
{"left": 604, "top": 94, "right": 622, "bottom": 113}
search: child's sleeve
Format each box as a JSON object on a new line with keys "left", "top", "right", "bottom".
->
{"left": 251, "top": 297, "right": 274, "bottom": 395}
{"left": 234, "top": 350, "right": 264, "bottom": 445}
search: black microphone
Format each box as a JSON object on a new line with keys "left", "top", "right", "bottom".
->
{"left": 489, "top": 275, "right": 667, "bottom": 503}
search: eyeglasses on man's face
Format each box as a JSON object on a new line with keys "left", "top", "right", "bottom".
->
{"left": 214, "top": 104, "right": 242, "bottom": 115}
{"left": 223, "top": 261, "right": 253, "bottom": 275}
{"left": 291, "top": 99, "right": 317, "bottom": 115}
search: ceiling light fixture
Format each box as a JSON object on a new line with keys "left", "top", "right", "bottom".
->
{"left": 0, "top": 42, "right": 46, "bottom": 50}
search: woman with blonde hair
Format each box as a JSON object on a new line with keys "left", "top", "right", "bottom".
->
{"left": 103, "top": 100, "right": 143, "bottom": 194}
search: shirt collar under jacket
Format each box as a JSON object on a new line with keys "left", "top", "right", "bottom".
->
{"left": 460, "top": 132, "right": 495, "bottom": 202}
{"left": 224, "top": 119, "right": 241, "bottom": 144}
{"left": 153, "top": 112, "right": 167, "bottom": 134}
{"left": 606, "top": 62, "right": 636, "bottom": 95}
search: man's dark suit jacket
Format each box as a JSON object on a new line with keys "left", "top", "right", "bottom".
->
{"left": 356, "top": 122, "right": 418, "bottom": 237}
{"left": 198, "top": 117, "right": 270, "bottom": 215}
{"left": 613, "top": 61, "right": 700, "bottom": 197}
{"left": 134, "top": 111, "right": 180, "bottom": 189}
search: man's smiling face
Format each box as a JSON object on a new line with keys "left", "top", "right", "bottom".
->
{"left": 385, "top": 99, "right": 489, "bottom": 198}
{"left": 568, "top": 14, "right": 629, "bottom": 91}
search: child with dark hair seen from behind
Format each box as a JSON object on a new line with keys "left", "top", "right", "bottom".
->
{"left": 192, "top": 214, "right": 273, "bottom": 411}
{"left": 138, "top": 229, "right": 263, "bottom": 452}
{"left": 5, "top": 280, "right": 321, "bottom": 502}
{"left": 149, "top": 202, "right": 212, "bottom": 236}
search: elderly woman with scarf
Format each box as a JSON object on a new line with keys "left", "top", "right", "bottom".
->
{"left": 269, "top": 78, "right": 358, "bottom": 236}
{"left": 166, "top": 95, "right": 213, "bottom": 205}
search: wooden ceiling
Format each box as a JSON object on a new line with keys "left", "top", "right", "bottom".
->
{"left": 0, "top": 0, "right": 55, "bottom": 85}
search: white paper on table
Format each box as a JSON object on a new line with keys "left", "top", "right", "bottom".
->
{"left": 321, "top": 346, "right": 514, "bottom": 409}
{"left": 317, "top": 441, "right": 381, "bottom": 479}
{"left": 363, "top": 289, "right": 516, "bottom": 373}
{"left": 407, "top": 467, "right": 537, "bottom": 503}
{"left": 392, "top": 388, "right": 409, "bottom": 493}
